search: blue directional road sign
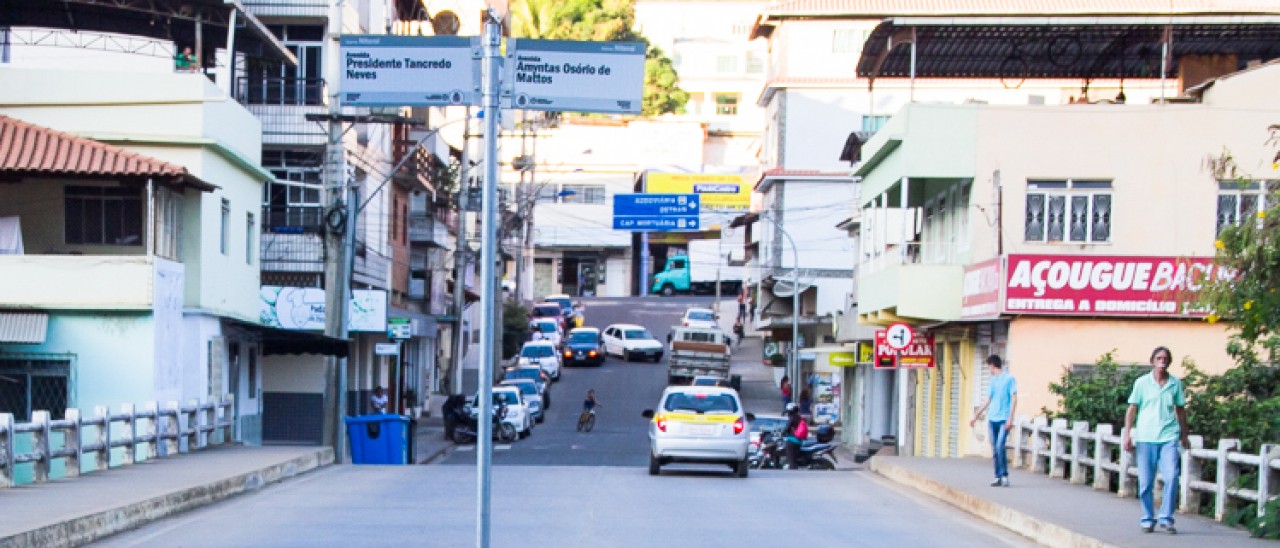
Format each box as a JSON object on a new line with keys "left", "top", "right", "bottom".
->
{"left": 612, "top": 194, "right": 700, "bottom": 231}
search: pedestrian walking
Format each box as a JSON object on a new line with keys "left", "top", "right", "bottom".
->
{"left": 732, "top": 320, "right": 745, "bottom": 348}
{"left": 737, "top": 289, "right": 747, "bottom": 321}
{"left": 1122, "top": 346, "right": 1189, "bottom": 534}
{"left": 780, "top": 375, "right": 792, "bottom": 411}
{"left": 970, "top": 355, "right": 1017, "bottom": 487}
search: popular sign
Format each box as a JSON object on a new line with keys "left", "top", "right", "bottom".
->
{"left": 505, "top": 39, "right": 645, "bottom": 114}
{"left": 1003, "top": 255, "right": 1228, "bottom": 317}
{"left": 645, "top": 173, "right": 750, "bottom": 210}
{"left": 339, "top": 35, "right": 477, "bottom": 106}
{"left": 874, "top": 329, "right": 934, "bottom": 369}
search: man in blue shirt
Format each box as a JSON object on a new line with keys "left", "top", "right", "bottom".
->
{"left": 970, "top": 355, "right": 1017, "bottom": 486}
{"left": 1123, "top": 346, "right": 1189, "bottom": 534}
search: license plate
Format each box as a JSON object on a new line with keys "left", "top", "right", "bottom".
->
{"left": 688, "top": 424, "right": 715, "bottom": 436}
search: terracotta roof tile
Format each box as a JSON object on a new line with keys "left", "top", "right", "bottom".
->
{"left": 0, "top": 114, "right": 213, "bottom": 190}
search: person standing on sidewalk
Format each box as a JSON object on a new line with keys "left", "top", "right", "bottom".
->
{"left": 1122, "top": 345, "right": 1189, "bottom": 535}
{"left": 970, "top": 355, "right": 1017, "bottom": 487}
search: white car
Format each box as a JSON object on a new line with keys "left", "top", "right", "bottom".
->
{"left": 470, "top": 386, "right": 533, "bottom": 438}
{"left": 642, "top": 385, "right": 754, "bottom": 477}
{"left": 681, "top": 307, "right": 719, "bottom": 329}
{"left": 517, "top": 340, "right": 562, "bottom": 381}
{"left": 529, "top": 318, "right": 563, "bottom": 348}
{"left": 602, "top": 324, "right": 664, "bottom": 362}
{"left": 501, "top": 378, "right": 545, "bottom": 423}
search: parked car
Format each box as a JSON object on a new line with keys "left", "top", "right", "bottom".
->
{"left": 530, "top": 303, "right": 567, "bottom": 332}
{"left": 517, "top": 340, "right": 562, "bottom": 381}
{"left": 642, "top": 385, "right": 754, "bottom": 477}
{"left": 500, "top": 378, "right": 545, "bottom": 423}
{"left": 543, "top": 293, "right": 582, "bottom": 327}
{"left": 529, "top": 318, "right": 563, "bottom": 348}
{"left": 562, "top": 327, "right": 605, "bottom": 366}
{"left": 681, "top": 307, "right": 719, "bottom": 329}
{"left": 602, "top": 323, "right": 664, "bottom": 362}
{"left": 469, "top": 386, "right": 532, "bottom": 438}
{"left": 502, "top": 365, "right": 551, "bottom": 408}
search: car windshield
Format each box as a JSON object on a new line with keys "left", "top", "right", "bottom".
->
{"left": 535, "top": 322, "right": 558, "bottom": 333}
{"left": 568, "top": 331, "right": 597, "bottom": 343}
{"left": 505, "top": 369, "right": 543, "bottom": 384}
{"left": 687, "top": 310, "right": 714, "bottom": 321}
{"left": 533, "top": 305, "right": 560, "bottom": 316}
{"left": 505, "top": 382, "right": 537, "bottom": 396}
{"left": 520, "top": 345, "right": 554, "bottom": 358}
{"left": 545, "top": 297, "right": 572, "bottom": 310}
{"left": 474, "top": 392, "right": 519, "bottom": 406}
{"left": 623, "top": 329, "right": 653, "bottom": 340}
{"left": 662, "top": 392, "right": 739, "bottom": 414}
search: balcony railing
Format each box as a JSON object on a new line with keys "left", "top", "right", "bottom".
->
{"left": 235, "top": 77, "right": 325, "bottom": 107}
{"left": 408, "top": 214, "right": 449, "bottom": 247}
{"left": 260, "top": 233, "right": 324, "bottom": 273}
{"left": 243, "top": 0, "right": 327, "bottom": 18}
{"left": 0, "top": 256, "right": 170, "bottom": 310}
{"left": 262, "top": 205, "right": 324, "bottom": 234}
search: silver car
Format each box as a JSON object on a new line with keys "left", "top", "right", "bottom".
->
{"left": 642, "top": 385, "right": 754, "bottom": 477}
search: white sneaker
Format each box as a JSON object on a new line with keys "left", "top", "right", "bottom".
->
{"left": 999, "top": 477, "right": 1010, "bottom": 487}
{"left": 990, "top": 478, "right": 1002, "bottom": 487}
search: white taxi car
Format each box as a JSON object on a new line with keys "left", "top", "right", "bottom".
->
{"left": 641, "top": 385, "right": 754, "bottom": 477}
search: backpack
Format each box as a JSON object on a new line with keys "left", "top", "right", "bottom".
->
{"left": 794, "top": 419, "right": 808, "bottom": 439}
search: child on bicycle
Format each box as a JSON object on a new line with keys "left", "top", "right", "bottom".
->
{"left": 578, "top": 389, "right": 601, "bottom": 431}
{"left": 583, "top": 389, "right": 600, "bottom": 412}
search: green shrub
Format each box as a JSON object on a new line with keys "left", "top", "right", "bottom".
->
{"left": 1043, "top": 350, "right": 1145, "bottom": 428}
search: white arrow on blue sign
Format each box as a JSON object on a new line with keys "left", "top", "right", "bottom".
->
{"left": 612, "top": 194, "right": 700, "bottom": 231}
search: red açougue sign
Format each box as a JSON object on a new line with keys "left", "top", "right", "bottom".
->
{"left": 1003, "top": 254, "right": 1228, "bottom": 317}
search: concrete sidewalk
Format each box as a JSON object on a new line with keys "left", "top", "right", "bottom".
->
{"left": 872, "top": 456, "right": 1269, "bottom": 547}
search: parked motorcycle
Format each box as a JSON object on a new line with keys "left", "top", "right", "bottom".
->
{"left": 750, "top": 428, "right": 838, "bottom": 470}
{"left": 446, "top": 396, "right": 516, "bottom": 444}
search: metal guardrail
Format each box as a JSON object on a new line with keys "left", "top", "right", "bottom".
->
{"left": 0, "top": 396, "right": 235, "bottom": 488}
{"left": 1010, "top": 415, "right": 1280, "bottom": 522}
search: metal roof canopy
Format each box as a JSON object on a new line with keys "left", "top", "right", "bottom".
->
{"left": 0, "top": 0, "right": 296, "bottom": 67}
{"left": 857, "top": 15, "right": 1280, "bottom": 83}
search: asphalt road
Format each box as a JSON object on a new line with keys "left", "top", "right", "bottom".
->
{"left": 446, "top": 295, "right": 704, "bottom": 468}
{"left": 96, "top": 296, "right": 1028, "bottom": 546}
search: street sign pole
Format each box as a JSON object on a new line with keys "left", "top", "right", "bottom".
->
{"left": 477, "top": 11, "right": 500, "bottom": 548}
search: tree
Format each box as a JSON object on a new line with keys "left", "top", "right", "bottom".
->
{"left": 509, "top": 0, "right": 688, "bottom": 116}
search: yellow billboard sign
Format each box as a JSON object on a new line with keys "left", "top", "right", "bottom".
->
{"left": 645, "top": 173, "right": 750, "bottom": 210}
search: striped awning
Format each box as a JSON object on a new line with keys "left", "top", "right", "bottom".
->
{"left": 0, "top": 312, "right": 48, "bottom": 344}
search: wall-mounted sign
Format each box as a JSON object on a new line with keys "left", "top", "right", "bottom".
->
{"left": 505, "top": 39, "right": 645, "bottom": 114}
{"left": 387, "top": 317, "right": 412, "bottom": 339}
{"left": 260, "top": 286, "right": 388, "bottom": 332}
{"left": 339, "top": 35, "right": 478, "bottom": 106}
{"left": 645, "top": 173, "right": 750, "bottom": 210}
{"left": 828, "top": 351, "right": 856, "bottom": 367}
{"left": 962, "top": 258, "right": 1002, "bottom": 320}
{"left": 375, "top": 342, "right": 400, "bottom": 356}
{"left": 874, "top": 329, "right": 934, "bottom": 369}
{"left": 1003, "top": 255, "right": 1225, "bottom": 317}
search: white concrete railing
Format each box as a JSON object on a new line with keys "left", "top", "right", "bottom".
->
{"left": 1009, "top": 415, "right": 1280, "bottom": 522}
{"left": 0, "top": 396, "right": 235, "bottom": 488}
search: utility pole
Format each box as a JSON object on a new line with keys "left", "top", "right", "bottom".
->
{"left": 450, "top": 107, "right": 472, "bottom": 396}
{"left": 321, "top": 0, "right": 351, "bottom": 463}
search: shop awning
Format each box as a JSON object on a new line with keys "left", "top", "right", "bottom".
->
{"left": 225, "top": 319, "right": 350, "bottom": 357}
{"left": 0, "top": 311, "right": 48, "bottom": 344}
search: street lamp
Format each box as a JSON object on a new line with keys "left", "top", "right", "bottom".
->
{"left": 759, "top": 213, "right": 801, "bottom": 398}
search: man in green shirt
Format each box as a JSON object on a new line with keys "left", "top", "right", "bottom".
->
{"left": 1122, "top": 346, "right": 1189, "bottom": 535}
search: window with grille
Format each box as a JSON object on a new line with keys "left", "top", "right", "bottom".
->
{"left": 560, "top": 184, "right": 606, "bottom": 204}
{"left": 220, "top": 199, "right": 231, "bottom": 255}
{"left": 0, "top": 359, "right": 71, "bottom": 421}
{"left": 716, "top": 55, "right": 739, "bottom": 74}
{"left": 262, "top": 149, "right": 324, "bottom": 232}
{"left": 1025, "top": 180, "right": 1112, "bottom": 243}
{"left": 714, "top": 93, "right": 740, "bottom": 116}
{"left": 1216, "top": 180, "right": 1277, "bottom": 234}
{"left": 861, "top": 115, "right": 889, "bottom": 133}
{"left": 832, "top": 29, "right": 861, "bottom": 53}
{"left": 64, "top": 186, "right": 143, "bottom": 246}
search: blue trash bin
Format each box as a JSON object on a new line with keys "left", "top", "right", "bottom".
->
{"left": 345, "top": 414, "right": 410, "bottom": 465}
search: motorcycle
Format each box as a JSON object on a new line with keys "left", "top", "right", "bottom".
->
{"left": 751, "top": 429, "right": 838, "bottom": 470}
{"left": 446, "top": 396, "right": 517, "bottom": 444}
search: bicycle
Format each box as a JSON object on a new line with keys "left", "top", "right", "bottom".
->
{"left": 577, "top": 408, "right": 596, "bottom": 432}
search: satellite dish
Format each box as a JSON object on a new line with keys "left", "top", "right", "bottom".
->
{"left": 432, "top": 11, "right": 460, "bottom": 35}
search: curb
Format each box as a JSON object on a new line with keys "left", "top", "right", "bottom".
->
{"left": 2, "top": 447, "right": 334, "bottom": 548}
{"left": 869, "top": 458, "right": 1118, "bottom": 548}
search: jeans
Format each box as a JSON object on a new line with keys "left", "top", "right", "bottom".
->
{"left": 989, "top": 420, "right": 1009, "bottom": 479}
{"left": 1136, "top": 440, "right": 1181, "bottom": 526}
